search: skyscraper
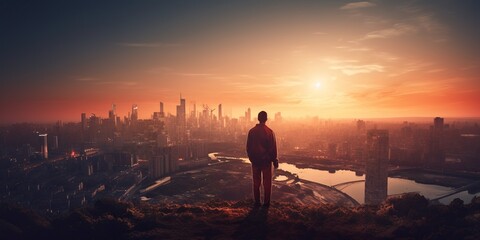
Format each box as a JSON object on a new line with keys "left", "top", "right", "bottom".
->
{"left": 109, "top": 103, "right": 117, "bottom": 127}
{"left": 131, "top": 104, "right": 138, "bottom": 121}
{"left": 192, "top": 103, "right": 196, "bottom": 118}
{"left": 52, "top": 136, "right": 59, "bottom": 150}
{"left": 218, "top": 104, "right": 223, "bottom": 127}
{"left": 81, "top": 113, "right": 87, "bottom": 130}
{"left": 176, "top": 96, "right": 187, "bottom": 143}
{"left": 365, "top": 129, "right": 389, "bottom": 205}
{"left": 160, "top": 102, "right": 165, "bottom": 118}
{"left": 430, "top": 117, "right": 445, "bottom": 166}
{"left": 39, "top": 133, "right": 48, "bottom": 159}
{"left": 176, "top": 96, "right": 186, "bottom": 126}
{"left": 218, "top": 104, "right": 222, "bottom": 120}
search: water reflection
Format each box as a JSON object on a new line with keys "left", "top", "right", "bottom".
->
{"left": 274, "top": 175, "right": 288, "bottom": 181}
{"left": 279, "top": 163, "right": 364, "bottom": 186}
{"left": 215, "top": 154, "right": 479, "bottom": 204}
{"left": 277, "top": 162, "right": 477, "bottom": 205}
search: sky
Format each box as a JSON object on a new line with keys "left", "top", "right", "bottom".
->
{"left": 1, "top": 0, "right": 479, "bottom": 123}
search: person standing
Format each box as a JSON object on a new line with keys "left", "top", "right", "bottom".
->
{"left": 246, "top": 111, "right": 278, "bottom": 207}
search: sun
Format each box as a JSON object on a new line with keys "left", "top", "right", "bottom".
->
{"left": 314, "top": 81, "right": 322, "bottom": 89}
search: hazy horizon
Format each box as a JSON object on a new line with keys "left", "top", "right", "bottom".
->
{"left": 2, "top": 112, "right": 480, "bottom": 125}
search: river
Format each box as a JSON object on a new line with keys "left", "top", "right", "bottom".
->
{"left": 278, "top": 162, "right": 480, "bottom": 204}
{"left": 212, "top": 154, "right": 479, "bottom": 204}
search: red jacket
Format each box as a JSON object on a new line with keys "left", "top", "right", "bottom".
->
{"left": 246, "top": 123, "right": 277, "bottom": 168}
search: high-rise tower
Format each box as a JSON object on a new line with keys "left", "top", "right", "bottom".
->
{"left": 109, "top": 103, "right": 117, "bottom": 127}
{"left": 160, "top": 102, "right": 165, "bottom": 118}
{"left": 430, "top": 117, "right": 445, "bottom": 166}
{"left": 218, "top": 104, "right": 223, "bottom": 123}
{"left": 365, "top": 129, "right": 389, "bottom": 205}
{"left": 176, "top": 96, "right": 186, "bottom": 126}
{"left": 81, "top": 113, "right": 87, "bottom": 130}
{"left": 176, "top": 95, "right": 187, "bottom": 143}
{"left": 245, "top": 108, "right": 251, "bottom": 122}
{"left": 131, "top": 104, "right": 138, "bottom": 121}
{"left": 39, "top": 133, "right": 48, "bottom": 159}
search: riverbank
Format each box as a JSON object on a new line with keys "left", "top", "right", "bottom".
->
{"left": 139, "top": 159, "right": 358, "bottom": 207}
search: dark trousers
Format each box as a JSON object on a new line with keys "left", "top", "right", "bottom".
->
{"left": 252, "top": 164, "right": 273, "bottom": 204}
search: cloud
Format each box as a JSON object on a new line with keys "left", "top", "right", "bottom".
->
{"left": 324, "top": 59, "right": 384, "bottom": 75}
{"left": 360, "top": 23, "right": 418, "bottom": 40}
{"left": 117, "top": 42, "right": 182, "bottom": 48}
{"left": 331, "top": 64, "right": 384, "bottom": 76}
{"left": 388, "top": 61, "right": 433, "bottom": 77}
{"left": 340, "top": 1, "right": 376, "bottom": 10}
{"left": 415, "top": 14, "right": 446, "bottom": 34}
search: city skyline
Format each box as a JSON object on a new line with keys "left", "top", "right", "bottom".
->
{"left": 1, "top": 1, "right": 480, "bottom": 123}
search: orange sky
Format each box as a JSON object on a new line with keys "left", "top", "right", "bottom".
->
{"left": 1, "top": 1, "right": 479, "bottom": 123}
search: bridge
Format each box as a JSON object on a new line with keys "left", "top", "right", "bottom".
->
{"left": 388, "top": 167, "right": 422, "bottom": 175}
{"left": 430, "top": 180, "right": 480, "bottom": 202}
{"left": 331, "top": 180, "right": 365, "bottom": 190}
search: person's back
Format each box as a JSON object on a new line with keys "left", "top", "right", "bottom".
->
{"left": 247, "top": 123, "right": 276, "bottom": 168}
{"left": 246, "top": 111, "right": 278, "bottom": 208}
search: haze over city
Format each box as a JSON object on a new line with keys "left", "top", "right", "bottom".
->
{"left": 1, "top": 0, "right": 480, "bottom": 123}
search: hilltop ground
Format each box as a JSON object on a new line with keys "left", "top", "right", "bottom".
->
{"left": 2, "top": 193, "right": 480, "bottom": 239}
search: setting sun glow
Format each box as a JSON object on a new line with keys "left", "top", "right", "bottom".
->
{"left": 0, "top": 1, "right": 479, "bottom": 123}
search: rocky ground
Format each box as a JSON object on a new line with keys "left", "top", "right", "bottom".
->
{"left": 2, "top": 193, "right": 480, "bottom": 239}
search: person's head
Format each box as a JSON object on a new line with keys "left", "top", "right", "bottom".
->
{"left": 258, "top": 111, "right": 267, "bottom": 123}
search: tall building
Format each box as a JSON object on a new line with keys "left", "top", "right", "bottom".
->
{"left": 430, "top": 117, "right": 445, "bottom": 167}
{"left": 52, "top": 136, "right": 59, "bottom": 150}
{"left": 131, "top": 104, "right": 138, "bottom": 122}
{"left": 159, "top": 102, "right": 164, "bottom": 118}
{"left": 365, "top": 129, "right": 389, "bottom": 205}
{"left": 109, "top": 103, "right": 117, "bottom": 127}
{"left": 176, "top": 96, "right": 187, "bottom": 143}
{"left": 218, "top": 104, "right": 223, "bottom": 127}
{"left": 245, "top": 108, "right": 251, "bottom": 122}
{"left": 81, "top": 113, "right": 87, "bottom": 130}
{"left": 149, "top": 147, "right": 176, "bottom": 179}
{"left": 176, "top": 96, "right": 186, "bottom": 126}
{"left": 39, "top": 133, "right": 48, "bottom": 159}
{"left": 192, "top": 103, "right": 196, "bottom": 118}
{"left": 218, "top": 104, "right": 222, "bottom": 120}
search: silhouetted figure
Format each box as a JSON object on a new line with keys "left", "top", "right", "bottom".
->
{"left": 246, "top": 111, "right": 278, "bottom": 207}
